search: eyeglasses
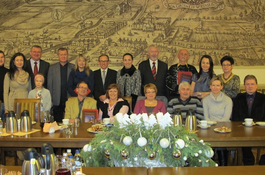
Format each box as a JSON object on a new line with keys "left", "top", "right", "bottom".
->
{"left": 78, "top": 86, "right": 88, "bottom": 90}
{"left": 99, "top": 60, "right": 109, "bottom": 63}
{"left": 146, "top": 91, "right": 156, "bottom": 94}
{"left": 222, "top": 64, "right": 231, "bottom": 67}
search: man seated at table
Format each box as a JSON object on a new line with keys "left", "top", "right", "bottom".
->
{"left": 232, "top": 74, "right": 265, "bottom": 165}
{"left": 167, "top": 81, "right": 203, "bottom": 120}
{"left": 64, "top": 81, "right": 97, "bottom": 121}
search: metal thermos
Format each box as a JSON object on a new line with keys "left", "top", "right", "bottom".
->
{"left": 185, "top": 109, "right": 197, "bottom": 132}
{"left": 41, "top": 143, "right": 56, "bottom": 175}
{"left": 6, "top": 111, "right": 18, "bottom": 133}
{"left": 173, "top": 108, "right": 182, "bottom": 126}
{"left": 22, "top": 148, "right": 45, "bottom": 175}
{"left": 20, "top": 110, "right": 32, "bottom": 132}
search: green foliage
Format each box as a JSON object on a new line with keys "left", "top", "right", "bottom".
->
{"left": 81, "top": 119, "right": 217, "bottom": 167}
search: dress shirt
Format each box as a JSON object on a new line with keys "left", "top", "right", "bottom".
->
{"left": 149, "top": 59, "right": 158, "bottom": 72}
{"left": 30, "top": 59, "right": 40, "bottom": 71}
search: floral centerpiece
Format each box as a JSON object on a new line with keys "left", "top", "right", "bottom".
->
{"left": 81, "top": 112, "right": 217, "bottom": 167}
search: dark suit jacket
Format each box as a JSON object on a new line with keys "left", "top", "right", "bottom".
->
{"left": 138, "top": 59, "right": 168, "bottom": 96}
{"left": 26, "top": 59, "right": 50, "bottom": 89}
{"left": 93, "top": 68, "right": 117, "bottom": 101}
{"left": 47, "top": 62, "right": 75, "bottom": 106}
{"left": 232, "top": 92, "right": 265, "bottom": 122}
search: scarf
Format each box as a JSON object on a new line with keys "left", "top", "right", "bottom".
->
{"left": 120, "top": 65, "right": 136, "bottom": 77}
{"left": 14, "top": 70, "right": 29, "bottom": 85}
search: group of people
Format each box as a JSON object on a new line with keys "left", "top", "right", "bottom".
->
{"left": 1, "top": 45, "right": 265, "bottom": 166}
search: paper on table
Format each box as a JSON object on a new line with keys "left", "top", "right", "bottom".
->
{"left": 43, "top": 121, "right": 60, "bottom": 133}
{"left": 0, "top": 128, "right": 41, "bottom": 136}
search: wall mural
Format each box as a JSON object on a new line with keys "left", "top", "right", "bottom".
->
{"left": 0, "top": 0, "right": 265, "bottom": 69}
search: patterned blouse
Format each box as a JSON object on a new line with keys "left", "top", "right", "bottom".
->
{"left": 217, "top": 73, "right": 240, "bottom": 99}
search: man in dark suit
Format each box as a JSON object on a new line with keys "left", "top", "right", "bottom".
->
{"left": 138, "top": 45, "right": 168, "bottom": 96}
{"left": 26, "top": 45, "right": 50, "bottom": 88}
{"left": 94, "top": 54, "right": 117, "bottom": 102}
{"left": 48, "top": 48, "right": 75, "bottom": 122}
{"left": 232, "top": 75, "right": 265, "bottom": 165}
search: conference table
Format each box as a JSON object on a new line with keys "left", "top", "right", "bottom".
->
{"left": 3, "top": 165, "right": 265, "bottom": 175}
{"left": 1, "top": 122, "right": 265, "bottom": 165}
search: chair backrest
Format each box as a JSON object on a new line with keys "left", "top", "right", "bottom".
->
{"left": 136, "top": 96, "right": 168, "bottom": 107}
{"left": 123, "top": 96, "right": 132, "bottom": 113}
{"left": 14, "top": 98, "right": 41, "bottom": 122}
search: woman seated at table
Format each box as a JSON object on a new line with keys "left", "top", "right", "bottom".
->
{"left": 116, "top": 53, "right": 141, "bottom": 110}
{"left": 191, "top": 55, "right": 215, "bottom": 99}
{"left": 134, "top": 83, "right": 166, "bottom": 115}
{"left": 202, "top": 76, "right": 232, "bottom": 166}
{"left": 217, "top": 56, "right": 240, "bottom": 99}
{"left": 68, "top": 54, "right": 94, "bottom": 97}
{"left": 202, "top": 76, "right": 232, "bottom": 122}
{"left": 28, "top": 73, "right": 51, "bottom": 112}
{"left": 98, "top": 84, "right": 130, "bottom": 122}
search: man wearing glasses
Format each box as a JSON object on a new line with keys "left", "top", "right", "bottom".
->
{"left": 94, "top": 54, "right": 117, "bottom": 102}
{"left": 64, "top": 81, "right": 97, "bottom": 120}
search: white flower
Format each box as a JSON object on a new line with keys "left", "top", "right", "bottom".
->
{"left": 142, "top": 113, "right": 149, "bottom": 122}
{"left": 157, "top": 112, "right": 173, "bottom": 129}
{"left": 115, "top": 113, "right": 124, "bottom": 123}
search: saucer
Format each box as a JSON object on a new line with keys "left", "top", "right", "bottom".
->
{"left": 207, "top": 121, "right": 217, "bottom": 125}
{"left": 198, "top": 124, "right": 210, "bottom": 129}
{"left": 256, "top": 122, "right": 265, "bottom": 126}
{"left": 242, "top": 122, "right": 255, "bottom": 126}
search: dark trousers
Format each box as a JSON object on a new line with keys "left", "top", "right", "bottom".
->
{"left": 53, "top": 100, "right": 66, "bottom": 123}
{"left": 242, "top": 147, "right": 255, "bottom": 165}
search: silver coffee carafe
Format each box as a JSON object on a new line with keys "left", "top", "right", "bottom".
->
{"left": 20, "top": 110, "right": 32, "bottom": 132}
{"left": 22, "top": 148, "right": 45, "bottom": 175}
{"left": 173, "top": 108, "right": 182, "bottom": 126}
{"left": 185, "top": 109, "right": 197, "bottom": 132}
{"left": 6, "top": 111, "right": 18, "bottom": 133}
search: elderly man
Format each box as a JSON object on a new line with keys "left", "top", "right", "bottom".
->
{"left": 94, "top": 54, "right": 117, "bottom": 102}
{"left": 166, "top": 49, "right": 197, "bottom": 97}
{"left": 138, "top": 45, "right": 168, "bottom": 96}
{"left": 167, "top": 81, "right": 203, "bottom": 120}
{"left": 26, "top": 45, "right": 50, "bottom": 88}
{"left": 232, "top": 75, "right": 265, "bottom": 165}
{"left": 64, "top": 81, "right": 97, "bottom": 121}
{"left": 48, "top": 48, "right": 75, "bottom": 122}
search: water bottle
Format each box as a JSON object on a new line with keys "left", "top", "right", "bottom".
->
{"left": 68, "top": 155, "right": 75, "bottom": 174}
{"left": 0, "top": 118, "right": 3, "bottom": 134}
{"left": 74, "top": 150, "right": 82, "bottom": 173}
{"left": 61, "top": 153, "right": 68, "bottom": 168}
{"left": 67, "top": 149, "right": 72, "bottom": 158}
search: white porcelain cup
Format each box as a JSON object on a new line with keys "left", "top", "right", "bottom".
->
{"left": 103, "top": 118, "right": 110, "bottom": 124}
{"left": 200, "top": 120, "right": 207, "bottom": 127}
{"left": 62, "top": 119, "right": 69, "bottom": 125}
{"left": 244, "top": 118, "right": 253, "bottom": 126}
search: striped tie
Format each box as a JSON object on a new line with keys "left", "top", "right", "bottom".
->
{"left": 152, "top": 61, "right": 157, "bottom": 80}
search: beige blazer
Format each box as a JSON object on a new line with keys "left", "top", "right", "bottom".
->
{"left": 64, "top": 97, "right": 97, "bottom": 120}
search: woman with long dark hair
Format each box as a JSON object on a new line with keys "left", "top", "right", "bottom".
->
{"left": 191, "top": 55, "right": 215, "bottom": 99}
{"left": 4, "top": 52, "right": 31, "bottom": 113}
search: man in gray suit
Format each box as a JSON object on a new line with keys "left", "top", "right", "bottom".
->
{"left": 48, "top": 48, "right": 74, "bottom": 122}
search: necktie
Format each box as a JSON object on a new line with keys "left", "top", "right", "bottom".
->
{"left": 34, "top": 61, "right": 38, "bottom": 76}
{"left": 102, "top": 70, "right": 106, "bottom": 86}
{"left": 152, "top": 61, "right": 157, "bottom": 80}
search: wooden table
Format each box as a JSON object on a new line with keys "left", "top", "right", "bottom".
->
{"left": 148, "top": 166, "right": 265, "bottom": 175}
{"left": 4, "top": 166, "right": 147, "bottom": 175}
{"left": 0, "top": 123, "right": 95, "bottom": 148}
{"left": 196, "top": 122, "right": 265, "bottom": 147}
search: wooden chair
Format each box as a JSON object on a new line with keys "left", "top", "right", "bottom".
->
{"left": 123, "top": 96, "right": 132, "bottom": 113}
{"left": 14, "top": 98, "right": 41, "bottom": 122}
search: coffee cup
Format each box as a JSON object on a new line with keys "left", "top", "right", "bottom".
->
{"left": 62, "top": 119, "right": 69, "bottom": 125}
{"left": 200, "top": 120, "right": 208, "bottom": 127}
{"left": 103, "top": 118, "right": 110, "bottom": 124}
{"left": 244, "top": 118, "right": 253, "bottom": 126}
